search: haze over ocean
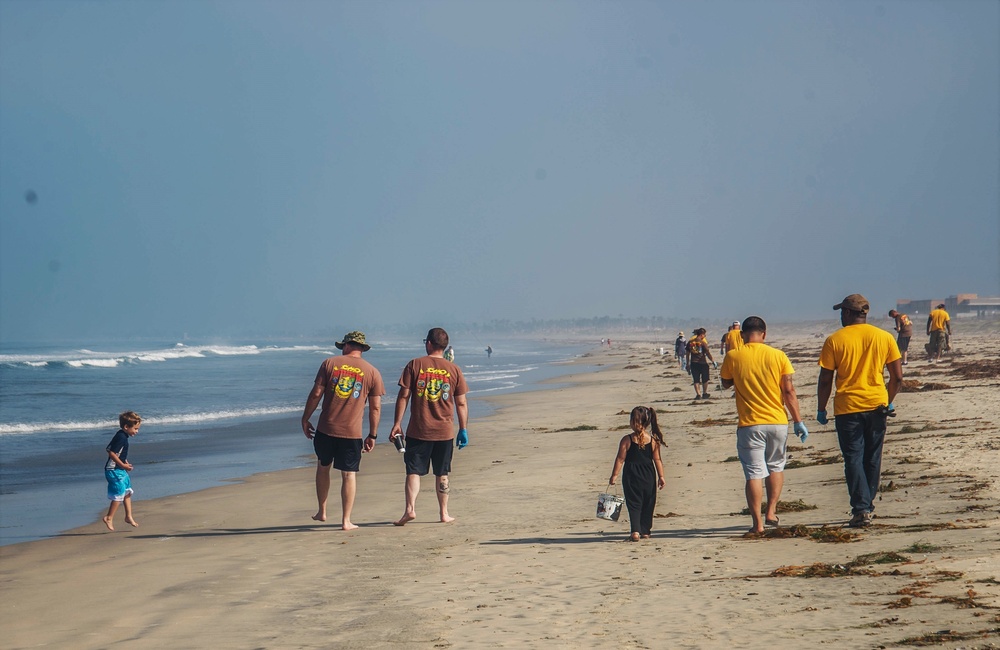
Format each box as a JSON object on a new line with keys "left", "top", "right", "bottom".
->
{"left": 1, "top": 1, "right": 997, "bottom": 342}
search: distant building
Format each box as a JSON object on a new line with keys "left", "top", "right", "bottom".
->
{"left": 896, "top": 294, "right": 1000, "bottom": 318}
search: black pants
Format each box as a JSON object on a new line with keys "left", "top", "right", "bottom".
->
{"left": 622, "top": 474, "right": 656, "bottom": 536}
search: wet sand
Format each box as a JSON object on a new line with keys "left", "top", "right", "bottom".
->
{"left": 1, "top": 323, "right": 998, "bottom": 649}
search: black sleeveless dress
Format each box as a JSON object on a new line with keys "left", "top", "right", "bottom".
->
{"left": 622, "top": 436, "right": 657, "bottom": 536}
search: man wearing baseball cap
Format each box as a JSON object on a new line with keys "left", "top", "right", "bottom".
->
{"left": 817, "top": 295, "right": 903, "bottom": 528}
{"left": 301, "top": 331, "right": 386, "bottom": 530}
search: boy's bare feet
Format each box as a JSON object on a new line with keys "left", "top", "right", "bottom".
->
{"left": 393, "top": 513, "right": 416, "bottom": 526}
{"left": 440, "top": 514, "right": 455, "bottom": 523}
{"left": 102, "top": 516, "right": 115, "bottom": 531}
{"left": 342, "top": 522, "right": 359, "bottom": 531}
{"left": 311, "top": 513, "right": 326, "bottom": 522}
{"left": 124, "top": 517, "right": 139, "bottom": 528}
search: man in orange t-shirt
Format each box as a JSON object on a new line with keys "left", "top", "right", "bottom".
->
{"left": 301, "top": 331, "right": 386, "bottom": 530}
{"left": 390, "top": 327, "right": 469, "bottom": 526}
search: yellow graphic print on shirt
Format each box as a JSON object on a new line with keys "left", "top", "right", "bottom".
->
{"left": 332, "top": 364, "right": 365, "bottom": 399}
{"left": 415, "top": 366, "right": 452, "bottom": 403}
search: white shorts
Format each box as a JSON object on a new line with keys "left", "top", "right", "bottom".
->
{"left": 736, "top": 424, "right": 788, "bottom": 480}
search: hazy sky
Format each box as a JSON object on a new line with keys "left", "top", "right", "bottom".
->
{"left": 1, "top": 0, "right": 997, "bottom": 341}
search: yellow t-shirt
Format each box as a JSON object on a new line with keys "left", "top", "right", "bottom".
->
{"left": 928, "top": 308, "right": 950, "bottom": 332}
{"left": 819, "top": 324, "right": 901, "bottom": 415}
{"left": 720, "top": 342, "right": 793, "bottom": 427}
{"left": 724, "top": 329, "right": 745, "bottom": 353}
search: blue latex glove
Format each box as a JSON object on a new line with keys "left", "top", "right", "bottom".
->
{"left": 793, "top": 421, "right": 809, "bottom": 443}
{"left": 456, "top": 428, "right": 469, "bottom": 449}
{"left": 887, "top": 402, "right": 894, "bottom": 412}
{"left": 712, "top": 361, "right": 718, "bottom": 370}
{"left": 816, "top": 410, "right": 828, "bottom": 425}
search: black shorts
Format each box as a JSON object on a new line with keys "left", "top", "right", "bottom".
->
{"left": 690, "top": 362, "right": 710, "bottom": 384}
{"left": 897, "top": 335, "right": 910, "bottom": 352}
{"left": 403, "top": 438, "right": 454, "bottom": 477}
{"left": 313, "top": 433, "right": 363, "bottom": 472}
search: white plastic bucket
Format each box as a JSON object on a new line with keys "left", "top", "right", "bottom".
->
{"left": 596, "top": 491, "right": 625, "bottom": 521}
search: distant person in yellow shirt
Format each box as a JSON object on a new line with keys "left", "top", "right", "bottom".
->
{"left": 723, "top": 321, "right": 744, "bottom": 356}
{"left": 720, "top": 316, "right": 807, "bottom": 534}
{"left": 926, "top": 303, "right": 951, "bottom": 362}
{"left": 817, "top": 294, "right": 903, "bottom": 528}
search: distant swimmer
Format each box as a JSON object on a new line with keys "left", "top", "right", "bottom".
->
{"left": 444, "top": 345, "right": 455, "bottom": 363}
{"left": 486, "top": 345, "right": 492, "bottom": 358}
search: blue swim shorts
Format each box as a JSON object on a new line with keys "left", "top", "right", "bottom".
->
{"left": 105, "top": 468, "right": 134, "bottom": 502}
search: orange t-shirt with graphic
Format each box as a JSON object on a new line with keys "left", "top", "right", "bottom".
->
{"left": 399, "top": 356, "right": 469, "bottom": 441}
{"left": 314, "top": 356, "right": 386, "bottom": 439}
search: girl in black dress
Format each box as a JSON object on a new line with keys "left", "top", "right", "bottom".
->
{"left": 609, "top": 406, "right": 666, "bottom": 541}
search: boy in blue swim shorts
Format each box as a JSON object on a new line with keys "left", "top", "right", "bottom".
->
{"left": 103, "top": 411, "right": 141, "bottom": 531}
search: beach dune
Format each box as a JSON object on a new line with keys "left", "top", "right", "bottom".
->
{"left": 1, "top": 326, "right": 998, "bottom": 649}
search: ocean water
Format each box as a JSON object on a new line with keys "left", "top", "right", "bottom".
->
{"left": 0, "top": 336, "right": 590, "bottom": 545}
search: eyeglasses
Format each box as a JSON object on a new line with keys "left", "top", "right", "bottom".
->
{"left": 422, "top": 339, "right": 429, "bottom": 343}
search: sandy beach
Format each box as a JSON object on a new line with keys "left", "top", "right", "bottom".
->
{"left": 1, "top": 323, "right": 998, "bottom": 649}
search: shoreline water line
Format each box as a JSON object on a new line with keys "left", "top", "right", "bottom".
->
{"left": 0, "top": 338, "right": 597, "bottom": 545}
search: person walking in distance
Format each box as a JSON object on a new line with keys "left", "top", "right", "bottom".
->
{"left": 888, "top": 309, "right": 913, "bottom": 366}
{"left": 926, "top": 303, "right": 951, "bottom": 363}
{"left": 723, "top": 321, "right": 744, "bottom": 356}
{"left": 686, "top": 328, "right": 717, "bottom": 399}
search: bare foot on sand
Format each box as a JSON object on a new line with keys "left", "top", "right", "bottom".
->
{"left": 102, "top": 516, "right": 114, "bottom": 531}
{"left": 640, "top": 534, "right": 651, "bottom": 539}
{"left": 342, "top": 522, "right": 359, "bottom": 531}
{"left": 629, "top": 532, "right": 640, "bottom": 542}
{"left": 440, "top": 514, "right": 455, "bottom": 523}
{"left": 311, "top": 513, "right": 326, "bottom": 522}
{"left": 393, "top": 513, "right": 416, "bottom": 526}
{"left": 124, "top": 517, "right": 139, "bottom": 528}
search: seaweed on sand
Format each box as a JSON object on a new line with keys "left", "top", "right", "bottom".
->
{"left": 770, "top": 549, "right": 912, "bottom": 577}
